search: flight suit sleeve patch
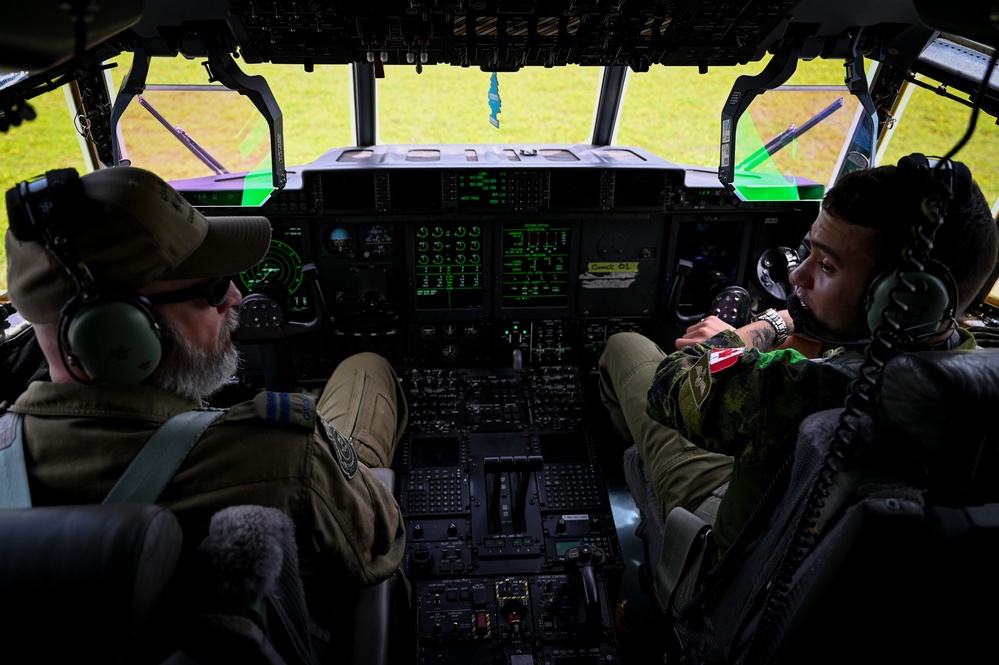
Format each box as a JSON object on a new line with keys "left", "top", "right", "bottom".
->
{"left": 708, "top": 347, "right": 745, "bottom": 374}
{"left": 318, "top": 414, "right": 358, "bottom": 480}
{"left": 688, "top": 352, "right": 714, "bottom": 411}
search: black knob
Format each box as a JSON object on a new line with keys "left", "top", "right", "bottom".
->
{"left": 411, "top": 546, "right": 434, "bottom": 573}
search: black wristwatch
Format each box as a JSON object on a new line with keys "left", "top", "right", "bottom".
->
{"left": 752, "top": 308, "right": 789, "bottom": 345}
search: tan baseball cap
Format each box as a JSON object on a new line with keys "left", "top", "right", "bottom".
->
{"left": 5, "top": 167, "right": 272, "bottom": 323}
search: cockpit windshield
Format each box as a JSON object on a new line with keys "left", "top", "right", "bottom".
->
{"left": 109, "top": 53, "right": 868, "bottom": 206}
{"left": 728, "top": 85, "right": 874, "bottom": 201}
{"left": 116, "top": 83, "right": 278, "bottom": 205}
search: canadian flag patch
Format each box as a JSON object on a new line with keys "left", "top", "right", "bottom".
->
{"left": 708, "top": 347, "right": 745, "bottom": 374}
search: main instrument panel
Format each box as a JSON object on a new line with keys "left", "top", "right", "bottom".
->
{"left": 224, "top": 146, "right": 817, "bottom": 382}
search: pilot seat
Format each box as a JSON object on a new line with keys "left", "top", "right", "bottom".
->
{"left": 623, "top": 346, "right": 999, "bottom": 664}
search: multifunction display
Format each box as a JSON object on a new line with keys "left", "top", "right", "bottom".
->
{"left": 501, "top": 221, "right": 571, "bottom": 308}
{"left": 239, "top": 224, "right": 309, "bottom": 313}
{"left": 456, "top": 170, "right": 508, "bottom": 207}
{"left": 413, "top": 221, "right": 485, "bottom": 310}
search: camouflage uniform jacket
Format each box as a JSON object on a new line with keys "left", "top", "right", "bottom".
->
{"left": 646, "top": 327, "right": 981, "bottom": 553}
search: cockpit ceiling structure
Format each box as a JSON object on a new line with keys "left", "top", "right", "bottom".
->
{"left": 1, "top": 1, "right": 962, "bottom": 75}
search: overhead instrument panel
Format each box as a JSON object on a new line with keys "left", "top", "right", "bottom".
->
{"left": 205, "top": 0, "right": 910, "bottom": 70}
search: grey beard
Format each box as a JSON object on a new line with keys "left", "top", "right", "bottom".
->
{"left": 150, "top": 310, "right": 241, "bottom": 401}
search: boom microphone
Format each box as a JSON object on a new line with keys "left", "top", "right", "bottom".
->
{"left": 786, "top": 292, "right": 872, "bottom": 347}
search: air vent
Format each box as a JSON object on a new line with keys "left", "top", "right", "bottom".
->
{"left": 540, "top": 149, "right": 579, "bottom": 162}
{"left": 407, "top": 149, "right": 440, "bottom": 162}
{"left": 504, "top": 149, "right": 521, "bottom": 161}
{"left": 605, "top": 149, "right": 646, "bottom": 162}
{"left": 465, "top": 149, "right": 479, "bottom": 162}
{"left": 337, "top": 150, "right": 374, "bottom": 162}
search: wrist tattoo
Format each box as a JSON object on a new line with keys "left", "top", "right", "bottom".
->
{"left": 748, "top": 326, "right": 774, "bottom": 349}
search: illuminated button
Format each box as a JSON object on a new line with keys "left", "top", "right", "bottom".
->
{"left": 475, "top": 610, "right": 489, "bottom": 636}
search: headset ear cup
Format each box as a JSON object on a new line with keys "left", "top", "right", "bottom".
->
{"left": 65, "top": 298, "right": 162, "bottom": 385}
{"left": 866, "top": 270, "right": 954, "bottom": 333}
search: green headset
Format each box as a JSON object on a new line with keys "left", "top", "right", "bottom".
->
{"left": 863, "top": 153, "right": 959, "bottom": 339}
{"left": 6, "top": 168, "right": 164, "bottom": 385}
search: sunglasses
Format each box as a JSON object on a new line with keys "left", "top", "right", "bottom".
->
{"left": 146, "top": 275, "right": 233, "bottom": 307}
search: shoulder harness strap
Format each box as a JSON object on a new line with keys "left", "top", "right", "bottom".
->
{"left": 104, "top": 408, "right": 225, "bottom": 504}
{"left": 0, "top": 412, "right": 32, "bottom": 508}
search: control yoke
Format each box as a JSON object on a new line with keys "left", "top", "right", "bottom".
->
{"left": 238, "top": 263, "right": 326, "bottom": 342}
{"left": 667, "top": 258, "right": 752, "bottom": 327}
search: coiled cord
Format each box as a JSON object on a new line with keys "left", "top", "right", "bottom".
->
{"left": 744, "top": 176, "right": 947, "bottom": 665}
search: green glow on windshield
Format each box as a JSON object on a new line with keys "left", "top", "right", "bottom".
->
{"left": 241, "top": 170, "right": 276, "bottom": 206}
{"left": 731, "top": 114, "right": 804, "bottom": 201}
{"left": 175, "top": 171, "right": 275, "bottom": 208}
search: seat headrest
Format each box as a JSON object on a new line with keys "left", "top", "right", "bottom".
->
{"left": 0, "top": 503, "right": 183, "bottom": 657}
{"left": 880, "top": 349, "right": 999, "bottom": 454}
